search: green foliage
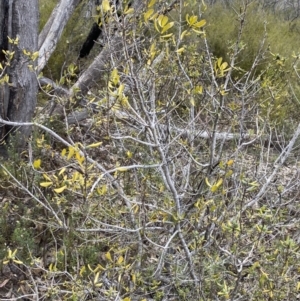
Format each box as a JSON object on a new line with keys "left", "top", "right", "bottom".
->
{"left": 205, "top": 1, "right": 300, "bottom": 73}
{"left": 39, "top": 0, "right": 57, "bottom": 31}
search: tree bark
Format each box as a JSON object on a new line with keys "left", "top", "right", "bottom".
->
{"left": 70, "top": 0, "right": 177, "bottom": 98}
{"left": 0, "top": 0, "right": 39, "bottom": 149}
{"left": 38, "top": 0, "right": 82, "bottom": 73}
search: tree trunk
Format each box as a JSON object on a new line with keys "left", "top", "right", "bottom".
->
{"left": 38, "top": 0, "right": 82, "bottom": 73}
{"left": 0, "top": 0, "right": 39, "bottom": 150}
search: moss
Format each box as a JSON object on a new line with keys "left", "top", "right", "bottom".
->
{"left": 39, "top": 0, "right": 94, "bottom": 80}
{"left": 39, "top": 0, "right": 57, "bottom": 32}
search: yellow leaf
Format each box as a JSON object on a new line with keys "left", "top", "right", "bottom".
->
{"left": 80, "top": 266, "right": 86, "bottom": 276}
{"left": 194, "top": 85, "right": 203, "bottom": 94}
{"left": 72, "top": 172, "right": 79, "bottom": 181}
{"left": 6, "top": 249, "right": 12, "bottom": 259}
{"left": 205, "top": 177, "right": 211, "bottom": 187}
{"left": 48, "top": 263, "right": 57, "bottom": 272}
{"left": 161, "top": 22, "right": 174, "bottom": 34}
{"left": 43, "top": 173, "right": 52, "bottom": 181}
{"left": 105, "top": 251, "right": 113, "bottom": 262}
{"left": 67, "top": 146, "right": 75, "bottom": 160}
{"left": 193, "top": 19, "right": 206, "bottom": 28}
{"left": 54, "top": 185, "right": 67, "bottom": 193}
{"left": 201, "top": 0, "right": 207, "bottom": 11}
{"left": 217, "top": 57, "right": 223, "bottom": 68}
{"left": 75, "top": 151, "right": 85, "bottom": 164}
{"left": 148, "top": 0, "right": 156, "bottom": 7}
{"left": 190, "top": 97, "right": 195, "bottom": 106}
{"left": 149, "top": 12, "right": 158, "bottom": 21}
{"left": 31, "top": 51, "right": 39, "bottom": 61}
{"left": 186, "top": 14, "right": 196, "bottom": 25}
{"left": 40, "top": 182, "right": 53, "bottom": 187}
{"left": 158, "top": 15, "right": 169, "bottom": 28}
{"left": 122, "top": 298, "right": 131, "bottom": 301}
{"left": 102, "top": 0, "right": 110, "bottom": 12}
{"left": 110, "top": 68, "right": 120, "bottom": 85}
{"left": 149, "top": 42, "right": 156, "bottom": 56}
{"left": 94, "top": 263, "right": 106, "bottom": 272}
{"left": 118, "top": 83, "right": 125, "bottom": 96}
{"left": 216, "top": 178, "right": 223, "bottom": 187}
{"left": 227, "top": 159, "right": 234, "bottom": 166}
{"left": 144, "top": 9, "right": 154, "bottom": 21}
{"left": 180, "top": 30, "right": 188, "bottom": 40}
{"left": 95, "top": 282, "right": 102, "bottom": 288}
{"left": 58, "top": 167, "right": 66, "bottom": 176}
{"left": 33, "top": 159, "right": 41, "bottom": 169}
{"left": 161, "top": 33, "right": 173, "bottom": 38}
{"left": 211, "top": 184, "right": 218, "bottom": 192}
{"left": 117, "top": 256, "right": 124, "bottom": 265}
{"left": 221, "top": 62, "right": 228, "bottom": 70}
{"left": 88, "top": 264, "right": 95, "bottom": 273}
{"left": 94, "top": 272, "right": 100, "bottom": 284}
{"left": 97, "top": 184, "right": 107, "bottom": 195}
{"left": 61, "top": 148, "right": 67, "bottom": 156}
{"left": 225, "top": 170, "right": 233, "bottom": 178}
{"left": 12, "top": 249, "right": 18, "bottom": 258}
{"left": 124, "top": 7, "right": 134, "bottom": 14}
